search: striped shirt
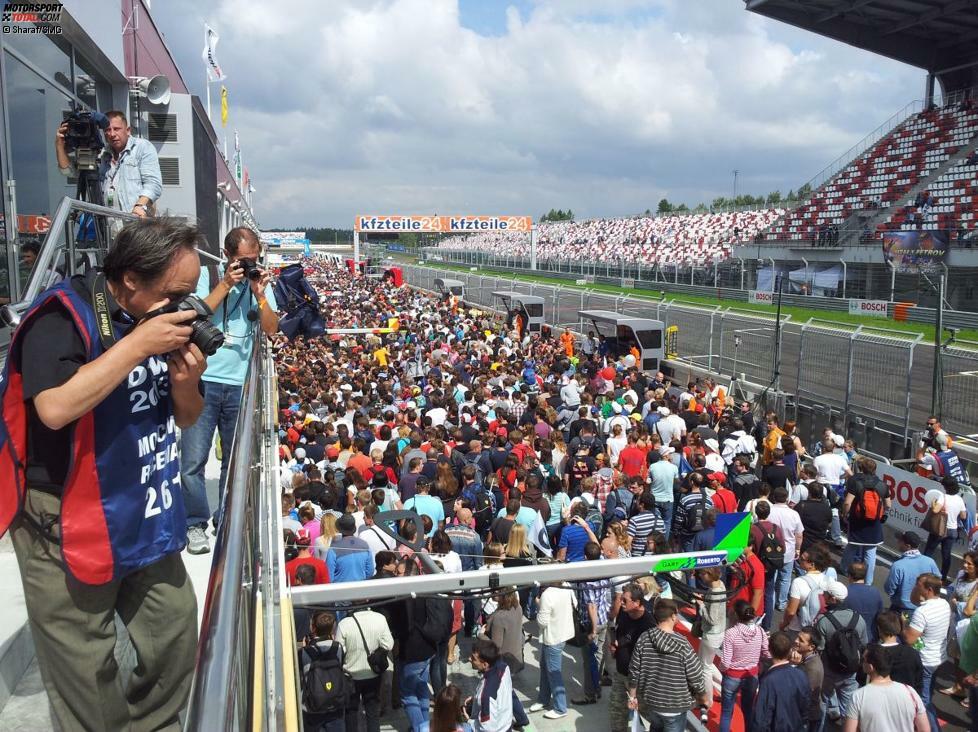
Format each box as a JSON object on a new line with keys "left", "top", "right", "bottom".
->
{"left": 909, "top": 597, "right": 951, "bottom": 667}
{"left": 628, "top": 511, "right": 665, "bottom": 556}
{"left": 674, "top": 491, "right": 713, "bottom": 537}
{"left": 719, "top": 623, "right": 770, "bottom": 677}
{"left": 629, "top": 628, "right": 706, "bottom": 714}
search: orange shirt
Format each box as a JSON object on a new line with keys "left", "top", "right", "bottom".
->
{"left": 561, "top": 332, "right": 575, "bottom": 357}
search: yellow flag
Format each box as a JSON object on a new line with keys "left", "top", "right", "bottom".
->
{"left": 220, "top": 86, "right": 228, "bottom": 127}
{"left": 387, "top": 317, "right": 400, "bottom": 331}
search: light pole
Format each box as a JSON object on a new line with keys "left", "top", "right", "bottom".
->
{"left": 733, "top": 169, "right": 739, "bottom": 200}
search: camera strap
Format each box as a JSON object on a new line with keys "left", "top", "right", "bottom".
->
{"left": 91, "top": 272, "right": 119, "bottom": 351}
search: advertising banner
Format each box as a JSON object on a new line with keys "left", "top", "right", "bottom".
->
{"left": 875, "top": 461, "right": 975, "bottom": 551}
{"left": 355, "top": 215, "right": 532, "bottom": 233}
{"left": 747, "top": 290, "right": 775, "bottom": 305}
{"left": 848, "top": 299, "right": 889, "bottom": 317}
{"left": 881, "top": 230, "right": 949, "bottom": 274}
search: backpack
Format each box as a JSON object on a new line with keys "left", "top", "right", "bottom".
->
{"left": 756, "top": 523, "right": 786, "bottom": 571}
{"left": 419, "top": 596, "right": 454, "bottom": 646}
{"left": 850, "top": 476, "right": 885, "bottom": 521}
{"left": 463, "top": 452, "right": 486, "bottom": 487}
{"left": 301, "top": 643, "right": 351, "bottom": 716}
{"left": 595, "top": 471, "right": 615, "bottom": 509}
{"left": 604, "top": 487, "right": 634, "bottom": 524}
{"left": 584, "top": 506, "right": 604, "bottom": 538}
{"left": 798, "top": 574, "right": 827, "bottom": 626}
{"left": 684, "top": 493, "right": 707, "bottom": 534}
{"left": 823, "top": 612, "right": 865, "bottom": 675}
{"left": 465, "top": 485, "right": 496, "bottom": 536}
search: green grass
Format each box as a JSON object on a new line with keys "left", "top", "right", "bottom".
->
{"left": 398, "top": 257, "right": 978, "bottom": 342}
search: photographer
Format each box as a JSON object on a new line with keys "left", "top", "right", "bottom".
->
{"left": 180, "top": 226, "right": 279, "bottom": 554}
{"left": 55, "top": 110, "right": 162, "bottom": 217}
{"left": 0, "top": 219, "right": 209, "bottom": 731}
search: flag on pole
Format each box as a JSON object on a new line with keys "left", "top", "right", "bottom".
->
{"left": 220, "top": 86, "right": 228, "bottom": 127}
{"left": 529, "top": 510, "right": 553, "bottom": 558}
{"left": 233, "top": 130, "right": 242, "bottom": 184}
{"left": 242, "top": 166, "right": 249, "bottom": 188}
{"left": 202, "top": 24, "right": 226, "bottom": 81}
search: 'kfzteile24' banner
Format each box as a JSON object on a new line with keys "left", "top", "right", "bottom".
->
{"left": 882, "top": 230, "right": 949, "bottom": 274}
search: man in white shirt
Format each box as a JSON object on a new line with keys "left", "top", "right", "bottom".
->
{"left": 766, "top": 486, "right": 805, "bottom": 611}
{"left": 813, "top": 435, "right": 853, "bottom": 496}
{"left": 467, "top": 638, "right": 515, "bottom": 732}
{"left": 357, "top": 504, "right": 397, "bottom": 561}
{"left": 655, "top": 407, "right": 686, "bottom": 445}
{"left": 844, "top": 643, "right": 928, "bottom": 732}
{"left": 902, "top": 573, "right": 950, "bottom": 732}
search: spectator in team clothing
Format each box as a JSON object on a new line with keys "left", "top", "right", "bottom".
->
{"left": 708, "top": 473, "right": 738, "bottom": 513}
{"left": 286, "top": 529, "right": 330, "bottom": 586}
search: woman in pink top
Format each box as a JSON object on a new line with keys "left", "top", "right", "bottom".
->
{"left": 718, "top": 599, "right": 770, "bottom": 732}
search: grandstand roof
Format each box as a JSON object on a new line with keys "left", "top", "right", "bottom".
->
{"left": 744, "top": 0, "right": 978, "bottom": 74}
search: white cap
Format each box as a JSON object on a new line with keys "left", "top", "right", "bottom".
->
{"left": 825, "top": 580, "right": 848, "bottom": 601}
{"left": 294, "top": 447, "right": 306, "bottom": 459}
{"left": 832, "top": 434, "right": 845, "bottom": 447}
{"left": 704, "top": 438, "right": 720, "bottom": 452}
{"left": 612, "top": 402, "right": 623, "bottom": 414}
{"left": 657, "top": 406, "right": 671, "bottom": 416}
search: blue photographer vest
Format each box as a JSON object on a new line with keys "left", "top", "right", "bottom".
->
{"left": 0, "top": 280, "right": 186, "bottom": 584}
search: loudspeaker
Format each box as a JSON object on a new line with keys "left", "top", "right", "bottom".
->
{"left": 137, "top": 75, "right": 171, "bottom": 105}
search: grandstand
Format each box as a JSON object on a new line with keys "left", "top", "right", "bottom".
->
{"left": 437, "top": 209, "right": 785, "bottom": 266}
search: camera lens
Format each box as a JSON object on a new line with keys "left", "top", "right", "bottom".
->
{"left": 190, "top": 319, "right": 225, "bottom": 356}
{"left": 247, "top": 267, "right": 261, "bottom": 281}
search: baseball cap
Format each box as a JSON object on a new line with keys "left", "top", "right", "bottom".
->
{"left": 326, "top": 446, "right": 340, "bottom": 459}
{"left": 898, "top": 530, "right": 921, "bottom": 547}
{"left": 337, "top": 514, "right": 357, "bottom": 535}
{"left": 629, "top": 413, "right": 642, "bottom": 421}
{"left": 825, "top": 580, "right": 848, "bottom": 601}
{"left": 657, "top": 406, "right": 671, "bottom": 416}
{"left": 704, "top": 438, "right": 720, "bottom": 452}
{"left": 832, "top": 434, "right": 845, "bottom": 447}
{"left": 295, "top": 529, "right": 312, "bottom": 547}
{"left": 707, "top": 471, "right": 727, "bottom": 484}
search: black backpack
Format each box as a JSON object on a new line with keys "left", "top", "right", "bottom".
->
{"left": 301, "top": 642, "right": 350, "bottom": 716}
{"left": 567, "top": 588, "right": 594, "bottom": 648}
{"left": 684, "top": 493, "right": 707, "bottom": 534}
{"left": 419, "top": 597, "right": 454, "bottom": 646}
{"left": 464, "top": 485, "right": 496, "bottom": 537}
{"left": 757, "top": 523, "right": 786, "bottom": 571}
{"left": 823, "top": 612, "right": 865, "bottom": 676}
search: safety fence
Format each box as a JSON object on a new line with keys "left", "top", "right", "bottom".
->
{"left": 399, "top": 263, "right": 974, "bottom": 457}
{"left": 417, "top": 247, "right": 978, "bottom": 328}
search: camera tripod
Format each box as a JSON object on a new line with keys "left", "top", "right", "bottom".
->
{"left": 74, "top": 166, "right": 108, "bottom": 250}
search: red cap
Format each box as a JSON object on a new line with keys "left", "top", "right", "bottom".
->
{"left": 707, "top": 472, "right": 727, "bottom": 484}
{"left": 326, "top": 446, "right": 340, "bottom": 459}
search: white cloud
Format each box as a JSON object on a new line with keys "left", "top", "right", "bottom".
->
{"left": 152, "top": 0, "right": 922, "bottom": 227}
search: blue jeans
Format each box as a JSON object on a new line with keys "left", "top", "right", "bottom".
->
{"left": 924, "top": 528, "right": 958, "bottom": 580}
{"left": 656, "top": 502, "right": 674, "bottom": 540}
{"left": 400, "top": 657, "right": 432, "bottom": 732}
{"left": 180, "top": 380, "right": 243, "bottom": 530}
{"left": 641, "top": 709, "right": 687, "bottom": 732}
{"left": 921, "top": 664, "right": 940, "bottom": 732}
{"left": 775, "top": 559, "right": 794, "bottom": 609}
{"left": 430, "top": 639, "right": 449, "bottom": 697}
{"left": 720, "top": 673, "right": 757, "bottom": 732}
{"left": 820, "top": 668, "right": 858, "bottom": 720}
{"left": 538, "top": 642, "right": 567, "bottom": 714}
{"left": 840, "top": 543, "right": 878, "bottom": 585}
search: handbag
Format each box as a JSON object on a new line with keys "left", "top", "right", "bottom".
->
{"left": 920, "top": 499, "right": 948, "bottom": 538}
{"left": 351, "top": 613, "right": 389, "bottom": 675}
{"left": 567, "top": 588, "right": 594, "bottom": 648}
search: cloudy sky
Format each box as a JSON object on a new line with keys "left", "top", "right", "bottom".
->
{"left": 151, "top": 0, "right": 922, "bottom": 229}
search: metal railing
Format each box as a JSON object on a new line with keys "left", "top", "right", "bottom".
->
{"left": 416, "top": 248, "right": 978, "bottom": 327}
{"left": 183, "top": 336, "right": 289, "bottom": 731}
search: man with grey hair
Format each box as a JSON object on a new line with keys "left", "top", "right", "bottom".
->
{"left": 0, "top": 218, "right": 207, "bottom": 731}
{"left": 180, "top": 225, "right": 279, "bottom": 554}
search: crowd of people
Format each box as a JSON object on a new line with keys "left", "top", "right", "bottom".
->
{"left": 435, "top": 210, "right": 785, "bottom": 268}
{"left": 273, "top": 256, "right": 976, "bottom": 732}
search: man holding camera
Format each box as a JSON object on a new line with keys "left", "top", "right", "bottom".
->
{"left": 55, "top": 110, "right": 162, "bottom": 217}
{"left": 0, "top": 219, "right": 209, "bottom": 731}
{"left": 180, "top": 226, "right": 278, "bottom": 554}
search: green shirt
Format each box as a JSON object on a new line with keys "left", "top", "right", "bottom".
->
{"left": 959, "top": 613, "right": 978, "bottom": 675}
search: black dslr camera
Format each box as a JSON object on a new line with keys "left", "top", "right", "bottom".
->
{"left": 145, "top": 295, "right": 225, "bottom": 356}
{"left": 237, "top": 257, "right": 262, "bottom": 282}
